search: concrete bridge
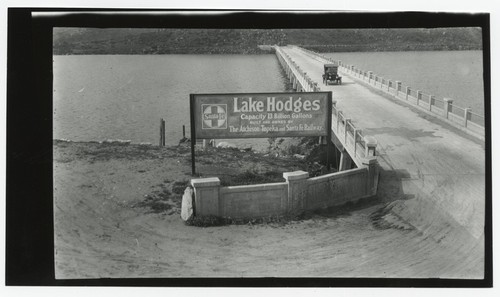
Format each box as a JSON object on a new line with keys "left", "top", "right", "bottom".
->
{"left": 275, "top": 46, "right": 486, "bottom": 276}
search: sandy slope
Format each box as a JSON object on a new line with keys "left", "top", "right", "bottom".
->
{"left": 53, "top": 141, "right": 483, "bottom": 279}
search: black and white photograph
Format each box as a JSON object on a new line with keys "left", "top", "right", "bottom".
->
{"left": 4, "top": 3, "right": 495, "bottom": 291}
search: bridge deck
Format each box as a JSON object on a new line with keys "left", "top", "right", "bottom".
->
{"left": 282, "top": 47, "right": 485, "bottom": 242}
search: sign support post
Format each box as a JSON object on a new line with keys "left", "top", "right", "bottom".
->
{"left": 190, "top": 94, "right": 196, "bottom": 176}
{"left": 327, "top": 91, "right": 333, "bottom": 171}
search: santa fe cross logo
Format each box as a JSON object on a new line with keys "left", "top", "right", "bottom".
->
{"left": 201, "top": 104, "right": 227, "bottom": 129}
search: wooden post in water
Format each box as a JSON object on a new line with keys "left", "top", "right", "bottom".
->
{"left": 182, "top": 125, "right": 186, "bottom": 138}
{"left": 159, "top": 119, "right": 163, "bottom": 146}
{"left": 162, "top": 119, "right": 166, "bottom": 146}
{"left": 159, "top": 118, "right": 166, "bottom": 146}
{"left": 159, "top": 119, "right": 162, "bottom": 146}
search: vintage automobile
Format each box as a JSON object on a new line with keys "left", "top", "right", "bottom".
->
{"left": 322, "top": 64, "right": 342, "bottom": 85}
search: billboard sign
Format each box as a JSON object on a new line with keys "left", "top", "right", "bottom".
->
{"left": 191, "top": 92, "right": 332, "bottom": 139}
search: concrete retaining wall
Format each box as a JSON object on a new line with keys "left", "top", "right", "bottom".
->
{"left": 305, "top": 167, "right": 373, "bottom": 210}
{"left": 219, "top": 183, "right": 288, "bottom": 218}
{"left": 191, "top": 158, "right": 378, "bottom": 219}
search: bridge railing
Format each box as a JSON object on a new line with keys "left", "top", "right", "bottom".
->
{"left": 343, "top": 61, "right": 485, "bottom": 138}
{"left": 274, "top": 46, "right": 321, "bottom": 92}
{"left": 276, "top": 46, "right": 378, "bottom": 168}
{"left": 332, "top": 100, "right": 376, "bottom": 167}
{"left": 470, "top": 111, "right": 485, "bottom": 127}
{"left": 293, "top": 46, "right": 485, "bottom": 139}
{"left": 286, "top": 46, "right": 378, "bottom": 165}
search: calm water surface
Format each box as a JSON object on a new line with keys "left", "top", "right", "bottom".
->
{"left": 325, "top": 51, "right": 485, "bottom": 114}
{"left": 54, "top": 51, "right": 485, "bottom": 147}
{"left": 54, "top": 54, "right": 287, "bottom": 149}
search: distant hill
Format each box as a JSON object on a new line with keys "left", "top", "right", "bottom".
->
{"left": 53, "top": 28, "right": 483, "bottom": 55}
{"left": 291, "top": 28, "right": 483, "bottom": 52}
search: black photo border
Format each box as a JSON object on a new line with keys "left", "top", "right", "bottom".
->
{"left": 6, "top": 8, "right": 492, "bottom": 287}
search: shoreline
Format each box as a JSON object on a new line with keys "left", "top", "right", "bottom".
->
{"left": 52, "top": 48, "right": 483, "bottom": 56}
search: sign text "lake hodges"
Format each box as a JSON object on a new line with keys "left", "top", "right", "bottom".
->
{"left": 191, "top": 92, "right": 332, "bottom": 139}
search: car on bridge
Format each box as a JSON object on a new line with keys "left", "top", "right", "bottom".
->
{"left": 322, "top": 64, "right": 342, "bottom": 85}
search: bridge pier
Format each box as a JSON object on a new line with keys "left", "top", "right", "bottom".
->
{"left": 339, "top": 149, "right": 353, "bottom": 171}
{"left": 363, "top": 157, "right": 379, "bottom": 196}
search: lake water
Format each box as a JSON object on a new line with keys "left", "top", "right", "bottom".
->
{"left": 54, "top": 51, "right": 485, "bottom": 148}
{"left": 53, "top": 54, "right": 288, "bottom": 150}
{"left": 325, "top": 51, "right": 485, "bottom": 114}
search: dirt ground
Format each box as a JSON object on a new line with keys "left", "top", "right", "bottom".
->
{"left": 53, "top": 140, "right": 484, "bottom": 279}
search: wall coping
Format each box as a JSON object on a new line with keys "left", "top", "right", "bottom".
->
{"left": 307, "top": 167, "right": 366, "bottom": 182}
{"left": 220, "top": 182, "right": 287, "bottom": 192}
{"left": 362, "top": 157, "right": 378, "bottom": 165}
{"left": 191, "top": 177, "right": 221, "bottom": 188}
{"left": 283, "top": 170, "right": 309, "bottom": 181}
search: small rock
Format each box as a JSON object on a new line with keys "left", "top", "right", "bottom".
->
{"left": 293, "top": 154, "right": 306, "bottom": 159}
{"left": 216, "top": 141, "right": 237, "bottom": 149}
{"left": 103, "top": 139, "right": 131, "bottom": 146}
{"left": 181, "top": 187, "right": 194, "bottom": 222}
